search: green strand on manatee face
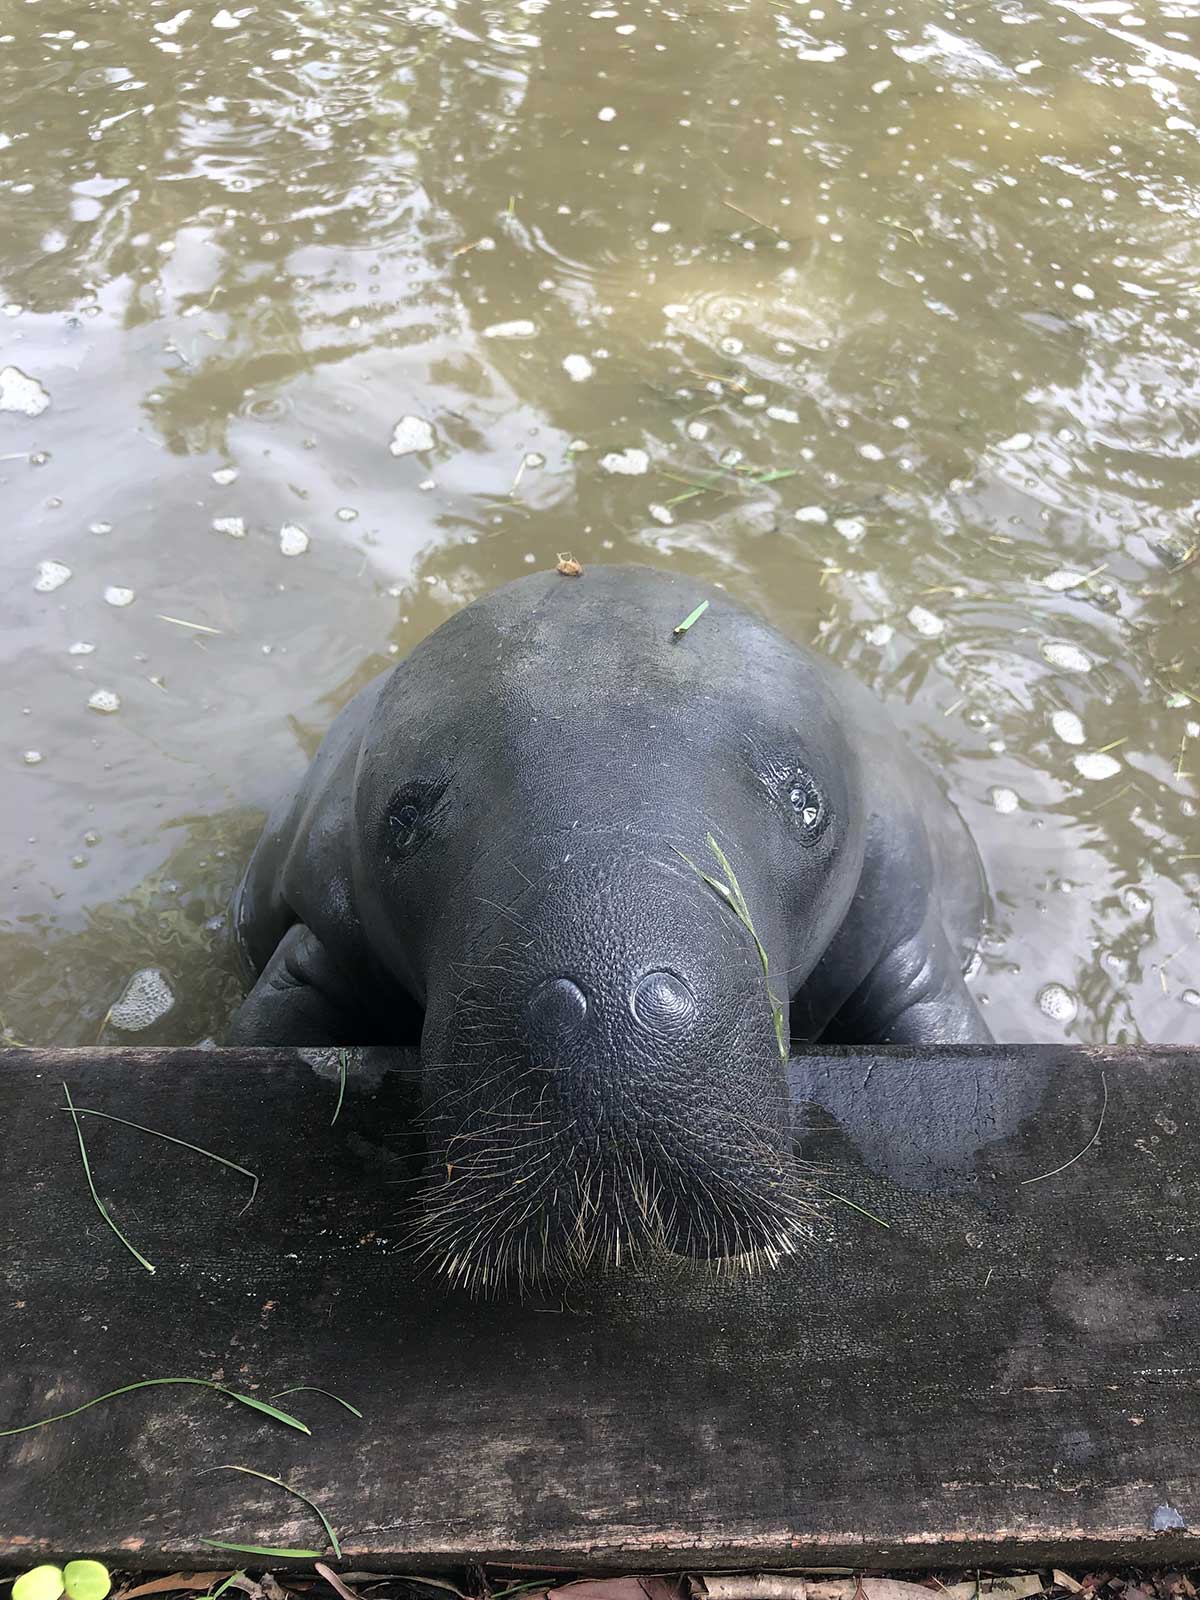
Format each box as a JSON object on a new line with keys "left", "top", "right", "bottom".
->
{"left": 672, "top": 834, "right": 788, "bottom": 1060}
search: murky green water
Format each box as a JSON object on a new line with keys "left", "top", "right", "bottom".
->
{"left": 2, "top": 0, "right": 1198, "bottom": 1047}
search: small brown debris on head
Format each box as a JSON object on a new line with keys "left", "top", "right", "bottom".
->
{"left": 556, "top": 553, "right": 583, "bottom": 577}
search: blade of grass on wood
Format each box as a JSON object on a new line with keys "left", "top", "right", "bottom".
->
{"left": 210, "top": 1465, "right": 342, "bottom": 1558}
{"left": 331, "top": 1050, "right": 348, "bottom": 1127}
{"left": 63, "top": 1081, "right": 156, "bottom": 1274}
{"left": 269, "top": 1386, "right": 362, "bottom": 1419}
{"left": 199, "top": 1544, "right": 321, "bottom": 1561}
{"left": 0, "top": 1377, "right": 310, "bottom": 1438}
{"left": 60, "top": 1106, "right": 259, "bottom": 1213}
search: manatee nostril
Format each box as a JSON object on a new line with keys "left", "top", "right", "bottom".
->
{"left": 631, "top": 969, "right": 698, "bottom": 1032}
{"left": 527, "top": 975, "right": 589, "bottom": 1042}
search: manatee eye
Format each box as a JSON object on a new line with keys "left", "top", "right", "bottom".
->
{"left": 786, "top": 772, "right": 829, "bottom": 845}
{"left": 383, "top": 779, "right": 446, "bottom": 860}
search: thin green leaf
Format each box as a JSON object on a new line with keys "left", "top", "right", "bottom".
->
{"left": 211, "top": 1465, "right": 341, "bottom": 1558}
{"left": 269, "top": 1386, "right": 363, "bottom": 1419}
{"left": 208, "top": 1574, "right": 247, "bottom": 1600}
{"left": 672, "top": 599, "right": 710, "bottom": 637}
{"left": 199, "top": 1544, "right": 321, "bottom": 1561}
{"left": 60, "top": 1107, "right": 259, "bottom": 1213}
{"left": 0, "top": 1377, "right": 310, "bottom": 1439}
{"left": 331, "top": 1050, "right": 348, "bottom": 1127}
{"left": 63, "top": 1081, "right": 156, "bottom": 1274}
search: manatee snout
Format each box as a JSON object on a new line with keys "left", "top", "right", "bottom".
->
{"left": 410, "top": 845, "right": 816, "bottom": 1292}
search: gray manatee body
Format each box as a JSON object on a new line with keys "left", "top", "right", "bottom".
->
{"left": 229, "top": 564, "right": 990, "bottom": 1288}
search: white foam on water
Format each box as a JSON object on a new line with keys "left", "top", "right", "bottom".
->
{"left": 279, "top": 523, "right": 309, "bottom": 556}
{"left": 1051, "top": 709, "right": 1085, "bottom": 745}
{"left": 110, "top": 967, "right": 176, "bottom": 1031}
{"left": 34, "top": 560, "right": 71, "bottom": 592}
{"left": 88, "top": 689, "right": 121, "bottom": 713}
{"left": 104, "top": 585, "right": 135, "bottom": 607}
{"left": 1037, "top": 982, "right": 1078, "bottom": 1023}
{"left": 1073, "top": 751, "right": 1122, "bottom": 780}
{"left": 482, "top": 319, "right": 537, "bottom": 339}
{"left": 599, "top": 447, "right": 650, "bottom": 475}
{"left": 795, "top": 506, "right": 828, "bottom": 524}
{"left": 908, "top": 604, "right": 945, "bottom": 637}
{"left": 68, "top": 640, "right": 95, "bottom": 654}
{"left": 212, "top": 516, "right": 246, "bottom": 538}
{"left": 389, "top": 415, "right": 435, "bottom": 455}
{"left": 1041, "top": 569, "right": 1085, "bottom": 591}
{"left": 991, "top": 787, "right": 1020, "bottom": 814}
{"left": 563, "top": 353, "right": 594, "bottom": 382}
{"left": 212, "top": 466, "right": 238, "bottom": 485}
{"left": 0, "top": 365, "right": 50, "bottom": 416}
{"left": 1041, "top": 640, "right": 1092, "bottom": 672}
{"left": 22, "top": 751, "right": 43, "bottom": 765}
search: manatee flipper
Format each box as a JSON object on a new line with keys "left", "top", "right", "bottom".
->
{"left": 825, "top": 909, "right": 991, "bottom": 1045}
{"left": 227, "top": 923, "right": 361, "bottom": 1046}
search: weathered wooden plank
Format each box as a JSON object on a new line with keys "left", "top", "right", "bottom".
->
{"left": 1, "top": 1045, "right": 1197, "bottom": 1570}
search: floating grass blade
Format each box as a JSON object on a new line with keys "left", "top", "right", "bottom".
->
{"left": 199, "top": 1545, "right": 321, "bottom": 1561}
{"left": 269, "top": 1386, "right": 363, "bottom": 1419}
{"left": 0, "top": 1377, "right": 310, "bottom": 1438}
{"left": 209, "top": 1465, "right": 342, "bottom": 1558}
{"left": 672, "top": 599, "right": 709, "bottom": 637}
{"left": 60, "top": 1106, "right": 259, "bottom": 1213}
{"left": 331, "top": 1050, "right": 348, "bottom": 1127}
{"left": 63, "top": 1081, "right": 156, "bottom": 1274}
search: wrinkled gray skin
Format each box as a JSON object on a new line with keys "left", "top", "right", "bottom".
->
{"left": 229, "top": 565, "right": 990, "bottom": 1289}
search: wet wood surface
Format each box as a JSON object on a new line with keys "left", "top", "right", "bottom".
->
{"left": 1, "top": 1045, "right": 1198, "bottom": 1570}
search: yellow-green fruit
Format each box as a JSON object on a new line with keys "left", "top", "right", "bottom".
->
{"left": 64, "top": 1563, "right": 111, "bottom": 1600}
{"left": 13, "top": 1567, "right": 65, "bottom": 1600}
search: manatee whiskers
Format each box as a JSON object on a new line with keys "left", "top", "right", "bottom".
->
{"left": 404, "top": 1106, "right": 822, "bottom": 1297}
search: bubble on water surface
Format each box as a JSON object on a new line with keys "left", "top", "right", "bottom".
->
{"left": 109, "top": 967, "right": 175, "bottom": 1031}
{"left": 1041, "top": 641, "right": 1092, "bottom": 672}
{"left": 563, "top": 354, "right": 594, "bottom": 382}
{"left": 1037, "top": 983, "right": 1078, "bottom": 1023}
{"left": 34, "top": 560, "right": 71, "bottom": 592}
{"left": 795, "top": 506, "right": 828, "bottom": 524}
{"left": 1183, "top": 990, "right": 1200, "bottom": 1008}
{"left": 1074, "top": 751, "right": 1122, "bottom": 780}
{"left": 389, "top": 416, "right": 436, "bottom": 455}
{"left": 212, "top": 466, "right": 238, "bottom": 485}
{"left": 212, "top": 516, "right": 246, "bottom": 538}
{"left": 600, "top": 448, "right": 650, "bottom": 476}
{"left": 991, "top": 787, "right": 1019, "bottom": 814}
{"left": 104, "top": 586, "right": 135, "bottom": 607}
{"left": 88, "top": 689, "right": 121, "bottom": 714}
{"left": 22, "top": 750, "right": 43, "bottom": 766}
{"left": 279, "top": 523, "right": 309, "bottom": 557}
{"left": 69, "top": 640, "right": 95, "bottom": 655}
{"left": 0, "top": 366, "right": 50, "bottom": 416}
{"left": 1051, "top": 710, "right": 1085, "bottom": 745}
{"left": 597, "top": 107, "right": 617, "bottom": 121}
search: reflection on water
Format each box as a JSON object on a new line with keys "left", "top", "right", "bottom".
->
{"left": 1, "top": 0, "right": 1198, "bottom": 1045}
